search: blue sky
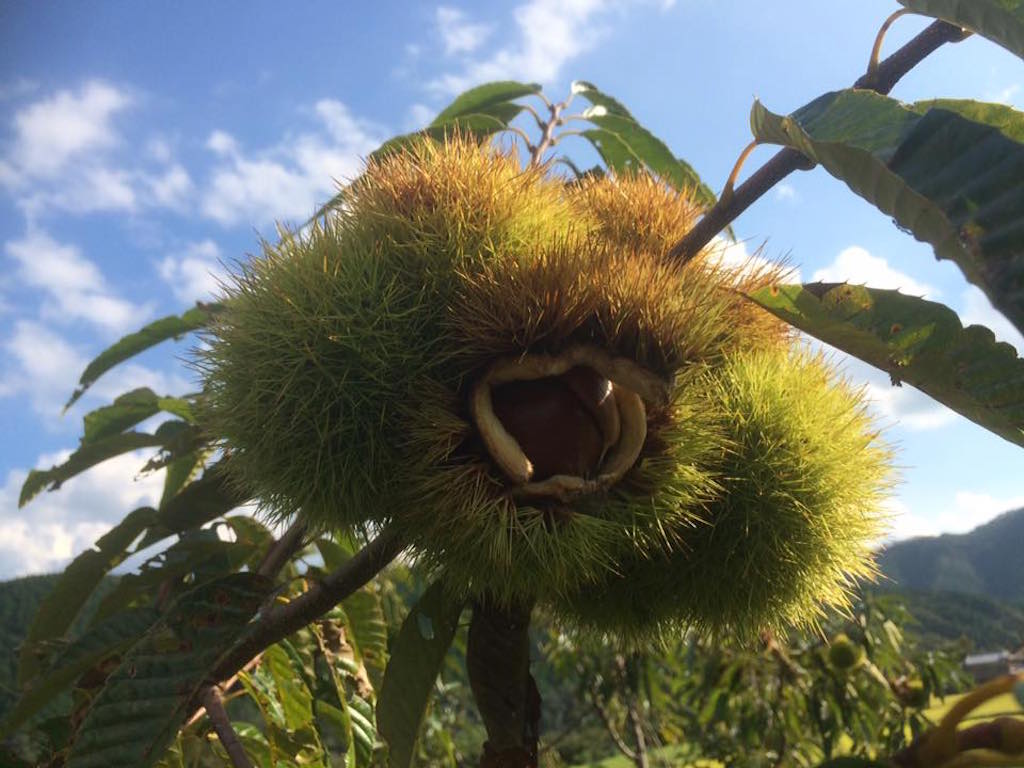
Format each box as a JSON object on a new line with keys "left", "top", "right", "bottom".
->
{"left": 1, "top": 1, "right": 1022, "bottom": 578}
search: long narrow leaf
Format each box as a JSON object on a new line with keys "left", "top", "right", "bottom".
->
{"left": 575, "top": 80, "right": 720, "bottom": 211}
{"left": 376, "top": 581, "right": 462, "bottom": 768}
{"left": 65, "top": 303, "right": 223, "bottom": 410}
{"left": 431, "top": 80, "right": 541, "bottom": 124}
{"left": 16, "top": 507, "right": 157, "bottom": 686}
{"left": 82, "top": 389, "right": 194, "bottom": 445}
{"left": 747, "top": 282, "right": 1024, "bottom": 447}
{"left": 750, "top": 91, "right": 1024, "bottom": 334}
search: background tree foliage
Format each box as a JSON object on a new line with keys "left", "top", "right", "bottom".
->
{"left": 3, "top": 3, "right": 1024, "bottom": 768}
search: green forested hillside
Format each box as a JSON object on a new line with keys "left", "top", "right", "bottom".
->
{"left": 877, "top": 508, "right": 1024, "bottom": 601}
{"left": 873, "top": 589, "right": 1024, "bottom": 651}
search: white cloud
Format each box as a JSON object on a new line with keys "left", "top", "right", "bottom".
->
{"left": 147, "top": 164, "right": 193, "bottom": 210}
{"left": 827, "top": 352, "right": 956, "bottom": 432}
{"left": 985, "top": 83, "right": 1020, "bottom": 105}
{"left": 7, "top": 80, "right": 132, "bottom": 180}
{"left": 406, "top": 103, "right": 435, "bottom": 130}
{"left": 201, "top": 99, "right": 384, "bottom": 227}
{"left": 774, "top": 182, "right": 797, "bottom": 202}
{"left": 812, "top": 246, "right": 936, "bottom": 298}
{"left": 1, "top": 81, "right": 194, "bottom": 218}
{"left": 958, "top": 286, "right": 1024, "bottom": 355}
{"left": 159, "top": 239, "right": 226, "bottom": 303}
{"left": 5, "top": 229, "right": 150, "bottom": 334}
{"left": 705, "top": 237, "right": 802, "bottom": 284}
{"left": 0, "top": 450, "right": 166, "bottom": 578}
{"left": 863, "top": 379, "right": 957, "bottom": 431}
{"left": 437, "top": 7, "right": 493, "bottom": 55}
{"left": 885, "top": 491, "right": 1024, "bottom": 542}
{"left": 429, "top": 0, "right": 617, "bottom": 94}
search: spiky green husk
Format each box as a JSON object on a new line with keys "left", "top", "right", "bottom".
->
{"left": 552, "top": 346, "right": 891, "bottom": 641}
{"left": 199, "top": 135, "right": 889, "bottom": 625}
{"left": 198, "top": 139, "right": 567, "bottom": 532}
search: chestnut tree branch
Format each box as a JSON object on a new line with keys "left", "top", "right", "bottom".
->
{"left": 211, "top": 525, "right": 403, "bottom": 683}
{"left": 180, "top": 525, "right": 404, "bottom": 733}
{"left": 255, "top": 518, "right": 308, "bottom": 577}
{"left": 666, "top": 18, "right": 969, "bottom": 263}
{"left": 200, "top": 685, "right": 253, "bottom": 768}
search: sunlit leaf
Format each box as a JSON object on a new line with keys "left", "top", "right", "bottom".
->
{"left": 575, "top": 80, "right": 719, "bottom": 211}
{"left": 263, "top": 644, "right": 315, "bottom": 730}
{"left": 747, "top": 282, "right": 1024, "bottom": 447}
{"left": 342, "top": 588, "right": 388, "bottom": 694}
{"left": 431, "top": 80, "right": 541, "bottom": 124}
{"left": 750, "top": 91, "right": 1024, "bottom": 334}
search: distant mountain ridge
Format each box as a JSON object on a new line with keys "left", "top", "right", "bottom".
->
{"left": 877, "top": 507, "right": 1024, "bottom": 602}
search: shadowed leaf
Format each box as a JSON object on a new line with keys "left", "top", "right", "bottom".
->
{"left": 65, "top": 573, "right": 271, "bottom": 768}
{"left": 1, "top": 607, "right": 160, "bottom": 738}
{"left": 377, "top": 580, "right": 462, "bottom": 768}
{"left": 16, "top": 507, "right": 157, "bottom": 687}
{"left": 897, "top": 0, "right": 1024, "bottom": 59}
{"left": 748, "top": 283, "right": 1024, "bottom": 447}
{"left": 750, "top": 91, "right": 1024, "bottom": 334}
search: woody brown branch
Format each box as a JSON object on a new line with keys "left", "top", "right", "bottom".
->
{"left": 666, "top": 18, "right": 970, "bottom": 263}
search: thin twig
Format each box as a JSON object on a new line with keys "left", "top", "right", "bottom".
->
{"left": 180, "top": 526, "right": 403, "bottom": 734}
{"left": 530, "top": 102, "right": 565, "bottom": 166}
{"left": 185, "top": 653, "right": 264, "bottom": 728}
{"left": 210, "top": 525, "right": 403, "bottom": 683}
{"left": 666, "top": 18, "right": 969, "bottom": 263}
{"left": 255, "top": 519, "right": 307, "bottom": 577}
{"left": 200, "top": 686, "right": 253, "bottom": 768}
{"left": 867, "top": 9, "right": 913, "bottom": 80}
{"left": 588, "top": 681, "right": 638, "bottom": 761}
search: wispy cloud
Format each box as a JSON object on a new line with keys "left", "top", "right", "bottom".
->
{"left": 812, "top": 246, "right": 936, "bottom": 298}
{"left": 0, "top": 450, "right": 165, "bottom": 578}
{"left": 428, "top": 0, "right": 638, "bottom": 95}
{"left": 774, "top": 182, "right": 798, "bottom": 202}
{"left": 0, "top": 320, "right": 192, "bottom": 423}
{"left": 201, "top": 99, "right": 384, "bottom": 227}
{"left": 0, "top": 80, "right": 195, "bottom": 218}
{"left": 5, "top": 229, "right": 152, "bottom": 334}
{"left": 436, "top": 7, "right": 493, "bottom": 55}
{"left": 886, "top": 491, "right": 1024, "bottom": 542}
{"left": 158, "top": 239, "right": 226, "bottom": 303}
{"left": 6, "top": 80, "right": 132, "bottom": 180}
